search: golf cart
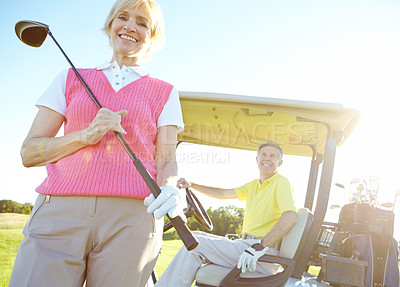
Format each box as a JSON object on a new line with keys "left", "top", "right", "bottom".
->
{"left": 155, "top": 91, "right": 398, "bottom": 287}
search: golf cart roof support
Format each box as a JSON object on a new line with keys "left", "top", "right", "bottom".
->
{"left": 304, "top": 153, "right": 323, "bottom": 210}
{"left": 292, "top": 136, "right": 338, "bottom": 278}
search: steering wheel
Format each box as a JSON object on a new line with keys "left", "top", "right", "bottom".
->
{"left": 163, "top": 188, "right": 213, "bottom": 232}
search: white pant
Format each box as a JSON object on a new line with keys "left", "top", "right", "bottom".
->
{"left": 155, "top": 231, "right": 278, "bottom": 287}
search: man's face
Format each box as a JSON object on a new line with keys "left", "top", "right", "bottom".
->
{"left": 256, "top": 146, "right": 282, "bottom": 178}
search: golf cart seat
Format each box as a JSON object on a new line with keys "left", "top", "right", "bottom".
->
{"left": 195, "top": 208, "right": 313, "bottom": 287}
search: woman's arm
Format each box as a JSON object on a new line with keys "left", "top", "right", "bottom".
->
{"left": 21, "top": 106, "right": 127, "bottom": 167}
{"left": 155, "top": 125, "right": 179, "bottom": 186}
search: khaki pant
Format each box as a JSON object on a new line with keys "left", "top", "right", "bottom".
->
{"left": 9, "top": 194, "right": 163, "bottom": 287}
{"left": 154, "top": 231, "right": 278, "bottom": 287}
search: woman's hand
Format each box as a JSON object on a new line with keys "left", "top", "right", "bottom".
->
{"left": 21, "top": 107, "right": 128, "bottom": 167}
{"left": 82, "top": 108, "right": 127, "bottom": 145}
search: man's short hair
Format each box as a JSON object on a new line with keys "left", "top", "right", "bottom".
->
{"left": 257, "top": 141, "right": 283, "bottom": 161}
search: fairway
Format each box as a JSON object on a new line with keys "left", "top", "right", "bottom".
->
{"left": 0, "top": 213, "right": 29, "bottom": 230}
{"left": 0, "top": 229, "right": 25, "bottom": 286}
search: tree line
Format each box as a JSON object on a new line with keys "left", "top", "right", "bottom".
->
{"left": 167, "top": 205, "right": 244, "bottom": 239}
{"left": 0, "top": 200, "right": 33, "bottom": 215}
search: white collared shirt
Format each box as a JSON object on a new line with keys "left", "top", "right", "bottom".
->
{"left": 36, "top": 61, "right": 184, "bottom": 131}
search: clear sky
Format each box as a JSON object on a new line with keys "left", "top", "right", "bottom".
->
{"left": 1, "top": 0, "right": 399, "bottom": 238}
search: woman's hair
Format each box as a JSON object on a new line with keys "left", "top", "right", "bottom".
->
{"left": 103, "top": 0, "right": 165, "bottom": 59}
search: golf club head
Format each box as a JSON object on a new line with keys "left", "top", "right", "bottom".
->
{"left": 15, "top": 20, "right": 49, "bottom": 47}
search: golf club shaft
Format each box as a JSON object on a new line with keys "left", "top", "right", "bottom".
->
{"left": 46, "top": 29, "right": 198, "bottom": 251}
{"left": 47, "top": 30, "right": 102, "bottom": 110}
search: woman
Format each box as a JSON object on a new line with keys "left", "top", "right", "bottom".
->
{"left": 9, "top": 1, "right": 184, "bottom": 286}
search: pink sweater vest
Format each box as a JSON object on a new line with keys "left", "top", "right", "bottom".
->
{"left": 36, "top": 68, "right": 172, "bottom": 198}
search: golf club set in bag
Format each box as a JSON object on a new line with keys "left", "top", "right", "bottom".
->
{"left": 15, "top": 20, "right": 198, "bottom": 251}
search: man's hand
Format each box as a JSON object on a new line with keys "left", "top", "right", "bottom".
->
{"left": 144, "top": 185, "right": 187, "bottom": 223}
{"left": 237, "top": 243, "right": 269, "bottom": 273}
{"left": 176, "top": 178, "right": 191, "bottom": 189}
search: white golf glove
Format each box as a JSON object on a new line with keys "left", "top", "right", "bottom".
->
{"left": 237, "top": 242, "right": 269, "bottom": 273}
{"left": 144, "top": 185, "right": 187, "bottom": 223}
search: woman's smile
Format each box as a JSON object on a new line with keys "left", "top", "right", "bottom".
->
{"left": 110, "top": 6, "right": 151, "bottom": 66}
{"left": 119, "top": 34, "right": 138, "bottom": 42}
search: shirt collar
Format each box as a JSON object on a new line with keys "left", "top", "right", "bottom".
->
{"left": 97, "top": 61, "right": 149, "bottom": 77}
{"left": 260, "top": 172, "right": 281, "bottom": 185}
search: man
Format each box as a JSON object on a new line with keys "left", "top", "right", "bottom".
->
{"left": 153, "top": 141, "right": 298, "bottom": 287}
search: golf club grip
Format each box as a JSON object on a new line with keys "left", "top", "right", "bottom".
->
{"left": 114, "top": 133, "right": 199, "bottom": 251}
{"left": 168, "top": 215, "right": 199, "bottom": 250}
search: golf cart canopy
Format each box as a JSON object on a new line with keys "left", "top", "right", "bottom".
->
{"left": 178, "top": 92, "right": 361, "bottom": 158}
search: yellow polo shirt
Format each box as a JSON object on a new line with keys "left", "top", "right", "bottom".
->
{"left": 234, "top": 173, "right": 296, "bottom": 238}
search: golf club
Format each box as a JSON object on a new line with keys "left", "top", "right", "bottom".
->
{"left": 15, "top": 20, "right": 198, "bottom": 251}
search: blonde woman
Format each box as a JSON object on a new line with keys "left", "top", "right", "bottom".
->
{"left": 9, "top": 1, "right": 184, "bottom": 286}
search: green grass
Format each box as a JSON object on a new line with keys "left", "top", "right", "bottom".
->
{"left": 0, "top": 229, "right": 25, "bottom": 286}
{"left": 307, "top": 265, "right": 321, "bottom": 275}
{"left": 155, "top": 239, "right": 183, "bottom": 276}
{"left": 0, "top": 214, "right": 28, "bottom": 286}
{"left": 0, "top": 213, "right": 29, "bottom": 230}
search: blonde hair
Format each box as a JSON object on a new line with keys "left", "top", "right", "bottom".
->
{"left": 103, "top": 0, "right": 165, "bottom": 59}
